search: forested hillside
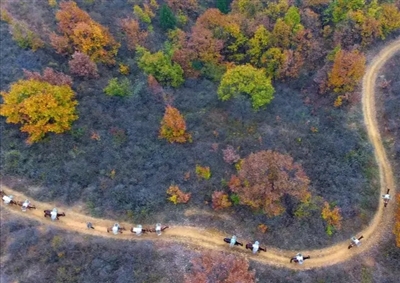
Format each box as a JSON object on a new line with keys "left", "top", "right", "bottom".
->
{"left": 1, "top": 1, "right": 400, "bottom": 282}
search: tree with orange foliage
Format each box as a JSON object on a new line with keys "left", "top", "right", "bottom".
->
{"left": 212, "top": 191, "right": 232, "bottom": 210}
{"left": 327, "top": 49, "right": 366, "bottom": 93}
{"left": 184, "top": 251, "right": 255, "bottom": 283}
{"left": 321, "top": 201, "right": 342, "bottom": 236}
{"left": 228, "top": 150, "right": 311, "bottom": 217}
{"left": 167, "top": 0, "right": 199, "bottom": 14}
{"left": 195, "top": 9, "right": 247, "bottom": 62}
{"left": 187, "top": 25, "right": 224, "bottom": 66}
{"left": 166, "top": 185, "right": 191, "bottom": 204}
{"left": 394, "top": 194, "right": 400, "bottom": 247}
{"left": 0, "top": 79, "right": 78, "bottom": 144}
{"left": 50, "top": 1, "right": 119, "bottom": 64}
{"left": 159, "top": 105, "right": 192, "bottom": 143}
{"left": 119, "top": 18, "right": 148, "bottom": 51}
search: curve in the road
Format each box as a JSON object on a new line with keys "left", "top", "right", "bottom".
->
{"left": 1, "top": 39, "right": 399, "bottom": 270}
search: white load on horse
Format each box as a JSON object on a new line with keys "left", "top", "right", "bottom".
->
{"left": 132, "top": 224, "right": 143, "bottom": 236}
{"left": 230, "top": 235, "right": 238, "bottom": 247}
{"left": 112, "top": 223, "right": 120, "bottom": 235}
{"left": 252, "top": 241, "right": 260, "bottom": 254}
{"left": 348, "top": 235, "right": 364, "bottom": 249}
{"left": 290, "top": 253, "right": 311, "bottom": 264}
{"left": 382, "top": 189, "right": 392, "bottom": 207}
{"left": 50, "top": 208, "right": 58, "bottom": 221}
{"left": 223, "top": 235, "right": 243, "bottom": 247}
{"left": 155, "top": 223, "right": 162, "bottom": 236}
{"left": 295, "top": 253, "right": 304, "bottom": 264}
{"left": 21, "top": 199, "right": 30, "bottom": 211}
{"left": 2, "top": 194, "right": 14, "bottom": 204}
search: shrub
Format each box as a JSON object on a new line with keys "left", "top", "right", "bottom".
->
{"left": 104, "top": 78, "right": 132, "bottom": 97}
{"left": 258, "top": 224, "right": 268, "bottom": 233}
{"left": 48, "top": 0, "right": 57, "bottom": 7}
{"left": 222, "top": 145, "right": 240, "bottom": 164}
{"left": 395, "top": 194, "right": 400, "bottom": 247}
{"left": 147, "top": 75, "right": 164, "bottom": 95}
{"left": 23, "top": 68, "right": 73, "bottom": 87}
{"left": 136, "top": 46, "right": 184, "bottom": 87}
{"left": 184, "top": 251, "right": 255, "bottom": 283}
{"left": 218, "top": 64, "right": 275, "bottom": 110}
{"left": 195, "top": 165, "right": 211, "bottom": 180}
{"left": 228, "top": 150, "right": 311, "bottom": 217}
{"left": 0, "top": 79, "right": 78, "bottom": 143}
{"left": 212, "top": 191, "right": 232, "bottom": 210}
{"left": 159, "top": 105, "right": 192, "bottom": 143}
{"left": 10, "top": 21, "right": 44, "bottom": 51}
{"left": 119, "top": 64, "right": 130, "bottom": 75}
{"left": 68, "top": 51, "right": 99, "bottom": 78}
{"left": 166, "top": 185, "right": 191, "bottom": 204}
{"left": 321, "top": 201, "right": 343, "bottom": 236}
{"left": 230, "top": 194, "right": 240, "bottom": 205}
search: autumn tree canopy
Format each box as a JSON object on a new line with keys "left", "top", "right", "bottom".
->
{"left": 0, "top": 79, "right": 78, "bottom": 143}
{"left": 159, "top": 105, "right": 192, "bottom": 143}
{"left": 217, "top": 64, "right": 275, "bottom": 109}
{"left": 327, "top": 48, "right": 366, "bottom": 93}
{"left": 229, "top": 150, "right": 311, "bottom": 216}
{"left": 50, "top": 1, "right": 120, "bottom": 64}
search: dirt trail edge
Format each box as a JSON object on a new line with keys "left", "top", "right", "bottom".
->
{"left": 1, "top": 39, "right": 399, "bottom": 270}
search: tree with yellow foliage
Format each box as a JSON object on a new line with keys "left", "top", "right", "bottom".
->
{"left": 50, "top": 1, "right": 119, "bottom": 64}
{"left": 321, "top": 201, "right": 342, "bottom": 236}
{"left": 0, "top": 79, "right": 78, "bottom": 143}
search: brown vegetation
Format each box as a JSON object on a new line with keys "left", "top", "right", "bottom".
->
{"left": 228, "top": 150, "right": 311, "bottom": 216}
{"left": 184, "top": 251, "right": 255, "bottom": 283}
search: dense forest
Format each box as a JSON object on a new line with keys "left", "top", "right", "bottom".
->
{"left": 1, "top": 0, "right": 400, "bottom": 282}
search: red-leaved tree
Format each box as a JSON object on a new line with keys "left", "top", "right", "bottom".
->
{"left": 68, "top": 51, "right": 99, "bottom": 78}
{"left": 23, "top": 68, "right": 73, "bottom": 87}
{"left": 229, "top": 150, "right": 311, "bottom": 217}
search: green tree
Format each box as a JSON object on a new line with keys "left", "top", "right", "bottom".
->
{"left": 0, "top": 79, "right": 78, "bottom": 143}
{"left": 217, "top": 64, "right": 275, "bottom": 110}
{"left": 104, "top": 78, "right": 131, "bottom": 97}
{"left": 216, "top": 0, "right": 230, "bottom": 14}
{"left": 261, "top": 47, "right": 286, "bottom": 78}
{"left": 325, "top": 0, "right": 366, "bottom": 24}
{"left": 136, "top": 46, "right": 184, "bottom": 87}
{"left": 159, "top": 4, "right": 177, "bottom": 31}
{"left": 248, "top": 25, "right": 271, "bottom": 65}
{"left": 284, "top": 6, "right": 303, "bottom": 33}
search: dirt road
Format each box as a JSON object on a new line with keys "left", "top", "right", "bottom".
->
{"left": 1, "top": 39, "right": 399, "bottom": 270}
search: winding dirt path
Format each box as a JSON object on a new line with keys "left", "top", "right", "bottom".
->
{"left": 1, "top": 39, "right": 399, "bottom": 270}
